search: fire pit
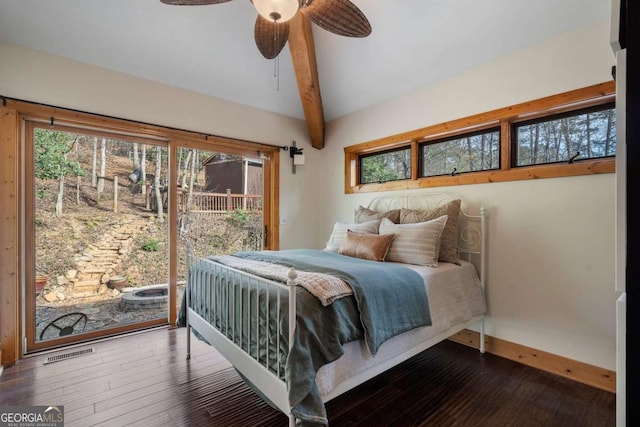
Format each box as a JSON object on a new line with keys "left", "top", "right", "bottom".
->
{"left": 121, "top": 284, "right": 168, "bottom": 309}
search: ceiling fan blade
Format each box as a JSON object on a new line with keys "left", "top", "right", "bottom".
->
{"left": 160, "top": 0, "right": 232, "bottom": 5}
{"left": 300, "top": 0, "right": 371, "bottom": 38}
{"left": 254, "top": 15, "right": 290, "bottom": 59}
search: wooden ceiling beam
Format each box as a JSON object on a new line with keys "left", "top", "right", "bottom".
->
{"left": 288, "top": 13, "right": 325, "bottom": 150}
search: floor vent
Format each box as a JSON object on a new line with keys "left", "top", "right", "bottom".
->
{"left": 44, "top": 348, "right": 94, "bottom": 365}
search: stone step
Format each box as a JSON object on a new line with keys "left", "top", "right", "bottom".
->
{"left": 92, "top": 255, "right": 121, "bottom": 260}
{"left": 71, "top": 291, "right": 100, "bottom": 298}
{"left": 73, "top": 284, "right": 100, "bottom": 296}
{"left": 77, "top": 273, "right": 111, "bottom": 280}
{"left": 73, "top": 278, "right": 100, "bottom": 287}
{"left": 91, "top": 250, "right": 120, "bottom": 255}
{"left": 79, "top": 265, "right": 117, "bottom": 272}
{"left": 87, "top": 253, "right": 120, "bottom": 259}
{"left": 93, "top": 244, "right": 121, "bottom": 249}
{"left": 87, "top": 255, "right": 119, "bottom": 261}
{"left": 114, "top": 227, "right": 142, "bottom": 234}
{"left": 78, "top": 263, "right": 117, "bottom": 270}
{"left": 78, "top": 267, "right": 115, "bottom": 274}
{"left": 93, "top": 245, "right": 122, "bottom": 251}
{"left": 80, "top": 259, "right": 118, "bottom": 265}
{"left": 68, "top": 216, "right": 150, "bottom": 298}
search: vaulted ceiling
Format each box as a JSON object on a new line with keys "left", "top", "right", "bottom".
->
{"left": 0, "top": 0, "right": 611, "bottom": 149}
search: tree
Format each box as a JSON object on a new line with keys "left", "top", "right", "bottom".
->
{"left": 187, "top": 149, "right": 197, "bottom": 210}
{"left": 132, "top": 142, "right": 141, "bottom": 171}
{"left": 140, "top": 144, "right": 147, "bottom": 195}
{"left": 97, "top": 138, "right": 106, "bottom": 200}
{"left": 604, "top": 109, "right": 615, "bottom": 156}
{"left": 361, "top": 157, "right": 400, "bottom": 183}
{"left": 154, "top": 145, "right": 164, "bottom": 223}
{"left": 180, "top": 149, "right": 192, "bottom": 189}
{"left": 91, "top": 137, "right": 97, "bottom": 187}
{"left": 179, "top": 149, "right": 198, "bottom": 236}
{"left": 392, "top": 150, "right": 411, "bottom": 179}
{"left": 34, "top": 129, "right": 83, "bottom": 217}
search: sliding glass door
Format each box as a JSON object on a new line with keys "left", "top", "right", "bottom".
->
{"left": 25, "top": 121, "right": 171, "bottom": 351}
{"left": 17, "top": 105, "right": 280, "bottom": 354}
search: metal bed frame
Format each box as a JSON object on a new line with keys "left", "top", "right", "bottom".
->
{"left": 185, "top": 192, "right": 488, "bottom": 426}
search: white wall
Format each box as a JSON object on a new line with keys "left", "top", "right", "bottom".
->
{"left": 317, "top": 20, "right": 618, "bottom": 370}
{"left": 0, "top": 41, "right": 319, "bottom": 249}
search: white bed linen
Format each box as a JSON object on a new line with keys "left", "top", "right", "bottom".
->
{"left": 315, "top": 260, "right": 486, "bottom": 396}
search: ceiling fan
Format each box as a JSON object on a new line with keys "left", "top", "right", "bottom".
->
{"left": 160, "top": 0, "right": 372, "bottom": 59}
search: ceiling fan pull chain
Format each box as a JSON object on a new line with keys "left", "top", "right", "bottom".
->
{"left": 276, "top": 56, "right": 280, "bottom": 91}
{"left": 274, "top": 20, "right": 280, "bottom": 91}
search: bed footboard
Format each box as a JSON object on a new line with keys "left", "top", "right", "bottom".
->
{"left": 184, "top": 246, "right": 298, "bottom": 422}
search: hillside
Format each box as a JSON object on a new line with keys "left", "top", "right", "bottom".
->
{"left": 34, "top": 137, "right": 261, "bottom": 302}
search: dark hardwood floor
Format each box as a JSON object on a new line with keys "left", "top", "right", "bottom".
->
{"left": 0, "top": 326, "right": 615, "bottom": 426}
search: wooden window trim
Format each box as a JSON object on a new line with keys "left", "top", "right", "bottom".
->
{"left": 344, "top": 81, "right": 616, "bottom": 194}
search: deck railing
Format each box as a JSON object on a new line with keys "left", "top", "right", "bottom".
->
{"left": 177, "top": 189, "right": 262, "bottom": 213}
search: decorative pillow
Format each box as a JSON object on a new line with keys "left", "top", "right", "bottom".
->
{"left": 379, "top": 216, "right": 448, "bottom": 267}
{"left": 399, "top": 199, "right": 462, "bottom": 265}
{"left": 338, "top": 230, "right": 395, "bottom": 262}
{"left": 354, "top": 205, "right": 401, "bottom": 224}
{"left": 324, "top": 219, "right": 381, "bottom": 252}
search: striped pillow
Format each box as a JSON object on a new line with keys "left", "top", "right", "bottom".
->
{"left": 354, "top": 205, "right": 401, "bottom": 224}
{"left": 399, "top": 199, "right": 462, "bottom": 265}
{"left": 379, "top": 216, "right": 448, "bottom": 267}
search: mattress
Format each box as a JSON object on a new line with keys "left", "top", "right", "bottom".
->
{"left": 315, "top": 260, "right": 486, "bottom": 396}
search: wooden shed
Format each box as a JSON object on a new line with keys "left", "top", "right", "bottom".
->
{"left": 202, "top": 153, "right": 263, "bottom": 196}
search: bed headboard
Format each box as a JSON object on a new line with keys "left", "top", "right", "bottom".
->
{"left": 367, "top": 192, "right": 487, "bottom": 284}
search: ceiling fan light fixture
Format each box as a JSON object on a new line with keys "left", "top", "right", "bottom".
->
{"left": 252, "top": 0, "right": 299, "bottom": 23}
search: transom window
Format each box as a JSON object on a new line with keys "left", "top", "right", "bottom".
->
{"left": 512, "top": 103, "right": 616, "bottom": 167}
{"left": 343, "top": 81, "right": 616, "bottom": 193}
{"left": 419, "top": 127, "right": 500, "bottom": 178}
{"left": 359, "top": 146, "right": 411, "bottom": 184}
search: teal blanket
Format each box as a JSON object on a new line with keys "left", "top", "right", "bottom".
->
{"left": 233, "top": 249, "right": 431, "bottom": 355}
{"left": 232, "top": 249, "right": 430, "bottom": 426}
